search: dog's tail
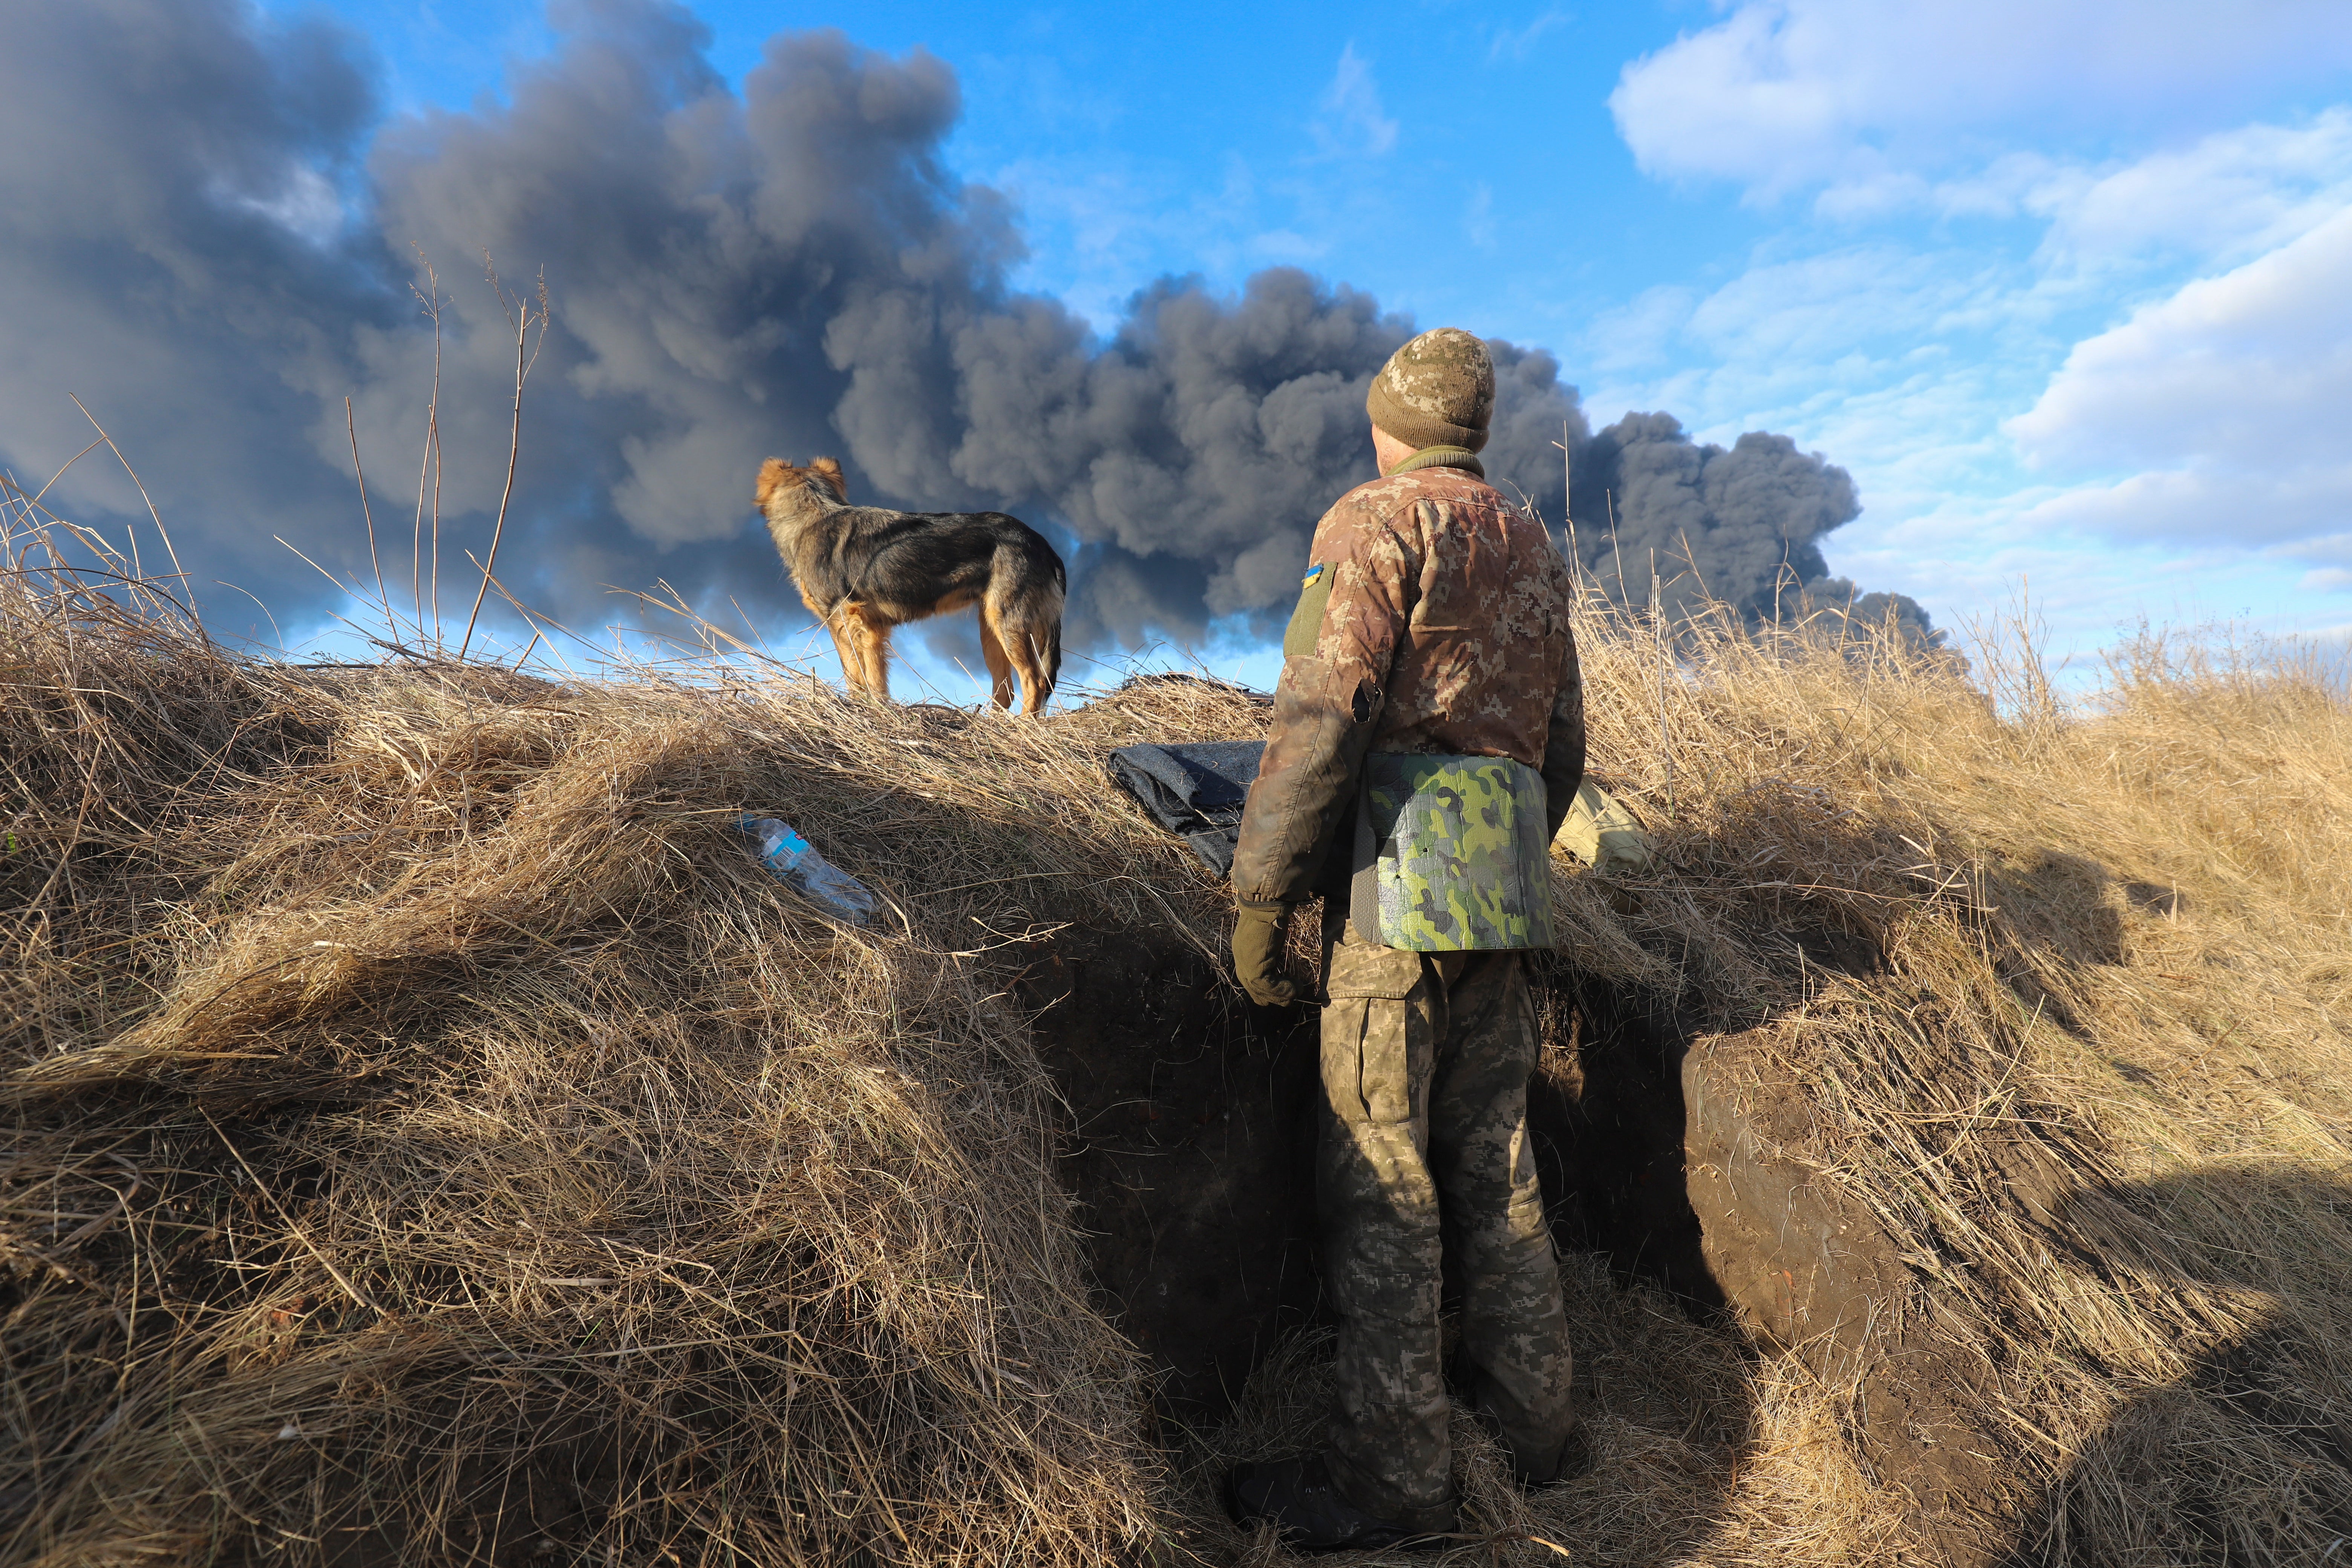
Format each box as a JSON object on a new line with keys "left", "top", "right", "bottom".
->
{"left": 1035, "top": 554, "right": 1063, "bottom": 696}
{"left": 1019, "top": 571, "right": 1064, "bottom": 703}
{"left": 1043, "top": 566, "right": 1065, "bottom": 690}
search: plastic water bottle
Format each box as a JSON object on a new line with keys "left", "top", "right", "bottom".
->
{"left": 736, "top": 815, "right": 880, "bottom": 925}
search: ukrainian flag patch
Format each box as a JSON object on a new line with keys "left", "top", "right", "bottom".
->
{"left": 1285, "top": 562, "right": 1335, "bottom": 658}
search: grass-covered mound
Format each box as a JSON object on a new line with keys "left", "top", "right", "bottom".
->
{"left": 4, "top": 543, "right": 2348, "bottom": 1566}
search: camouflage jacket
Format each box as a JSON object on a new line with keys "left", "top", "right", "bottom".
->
{"left": 1230, "top": 454, "right": 1585, "bottom": 911}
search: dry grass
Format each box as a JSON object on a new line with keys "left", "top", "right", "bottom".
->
{"left": 1506, "top": 593, "right": 2352, "bottom": 1565}
{"left": 4, "top": 507, "right": 2348, "bottom": 1567}
{"left": 0, "top": 553, "right": 1242, "bottom": 1565}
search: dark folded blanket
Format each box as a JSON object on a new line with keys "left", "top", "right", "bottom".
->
{"left": 1106, "top": 740, "right": 1265, "bottom": 877}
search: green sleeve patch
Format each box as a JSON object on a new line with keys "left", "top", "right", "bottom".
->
{"left": 1282, "top": 563, "right": 1334, "bottom": 659}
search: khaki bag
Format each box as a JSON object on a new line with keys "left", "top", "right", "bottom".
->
{"left": 1553, "top": 779, "right": 1653, "bottom": 870}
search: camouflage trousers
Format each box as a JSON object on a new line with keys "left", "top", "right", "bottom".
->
{"left": 1317, "top": 919, "right": 1576, "bottom": 1525}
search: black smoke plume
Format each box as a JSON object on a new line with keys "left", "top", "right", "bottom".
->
{"left": 0, "top": 0, "right": 1931, "bottom": 656}
{"left": 1562, "top": 412, "right": 1938, "bottom": 643}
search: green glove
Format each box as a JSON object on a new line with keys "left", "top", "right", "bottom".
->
{"left": 1231, "top": 899, "right": 1299, "bottom": 1007}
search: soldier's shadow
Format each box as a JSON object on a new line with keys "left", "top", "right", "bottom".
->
{"left": 2000, "top": 1162, "right": 2352, "bottom": 1565}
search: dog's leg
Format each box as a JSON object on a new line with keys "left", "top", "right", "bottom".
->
{"left": 851, "top": 606, "right": 893, "bottom": 704}
{"left": 1000, "top": 621, "right": 1050, "bottom": 715}
{"left": 986, "top": 574, "right": 1060, "bottom": 715}
{"left": 976, "top": 604, "right": 1015, "bottom": 710}
{"left": 992, "top": 599, "right": 1057, "bottom": 716}
{"left": 818, "top": 608, "right": 870, "bottom": 700}
{"left": 825, "top": 624, "right": 862, "bottom": 698}
{"left": 1020, "top": 631, "right": 1057, "bottom": 715}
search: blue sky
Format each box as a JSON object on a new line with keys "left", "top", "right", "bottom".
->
{"left": 238, "top": 0, "right": 2352, "bottom": 687}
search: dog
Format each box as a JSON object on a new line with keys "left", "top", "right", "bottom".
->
{"left": 755, "top": 456, "right": 1066, "bottom": 715}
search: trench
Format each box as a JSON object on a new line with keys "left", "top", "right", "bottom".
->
{"left": 1015, "top": 927, "right": 1728, "bottom": 1418}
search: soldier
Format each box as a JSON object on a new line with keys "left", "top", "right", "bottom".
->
{"left": 1224, "top": 328, "right": 1587, "bottom": 1552}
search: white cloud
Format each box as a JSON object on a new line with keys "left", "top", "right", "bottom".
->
{"left": 2031, "top": 109, "right": 2352, "bottom": 272}
{"left": 1578, "top": 241, "right": 2023, "bottom": 439}
{"left": 1679, "top": 245, "right": 1966, "bottom": 359}
{"left": 1610, "top": 0, "right": 2352, "bottom": 202}
{"left": 2007, "top": 204, "right": 2352, "bottom": 545}
{"left": 1584, "top": 2, "right": 2352, "bottom": 651}
{"left": 211, "top": 163, "right": 347, "bottom": 245}
{"left": 1465, "top": 182, "right": 1496, "bottom": 249}
{"left": 1486, "top": 10, "right": 1570, "bottom": 64}
{"left": 2290, "top": 534, "right": 2352, "bottom": 570}
{"left": 1247, "top": 228, "right": 1325, "bottom": 263}
{"left": 1568, "top": 205, "right": 2352, "bottom": 648}
{"left": 1315, "top": 44, "right": 1398, "bottom": 158}
{"left": 1578, "top": 121, "right": 2352, "bottom": 629}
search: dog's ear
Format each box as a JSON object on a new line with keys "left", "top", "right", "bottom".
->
{"left": 754, "top": 457, "right": 793, "bottom": 511}
{"left": 810, "top": 456, "right": 847, "bottom": 500}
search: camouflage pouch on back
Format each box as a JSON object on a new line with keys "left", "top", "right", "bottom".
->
{"left": 1349, "top": 753, "right": 1555, "bottom": 951}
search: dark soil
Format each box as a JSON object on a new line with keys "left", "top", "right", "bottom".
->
{"left": 1016, "top": 926, "right": 1324, "bottom": 1416}
{"left": 1016, "top": 928, "right": 1736, "bottom": 1417}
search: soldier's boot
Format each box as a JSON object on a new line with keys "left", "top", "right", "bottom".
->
{"left": 1450, "top": 1348, "right": 1594, "bottom": 1487}
{"left": 1225, "top": 1453, "right": 1457, "bottom": 1554}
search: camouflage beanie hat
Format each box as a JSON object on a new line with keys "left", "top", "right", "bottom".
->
{"left": 1366, "top": 327, "right": 1495, "bottom": 453}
